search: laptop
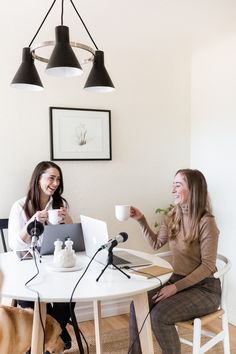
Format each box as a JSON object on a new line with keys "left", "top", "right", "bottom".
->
{"left": 80, "top": 215, "right": 152, "bottom": 268}
{"left": 40, "top": 223, "right": 85, "bottom": 255}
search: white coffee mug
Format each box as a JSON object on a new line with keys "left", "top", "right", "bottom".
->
{"left": 115, "top": 205, "right": 130, "bottom": 221}
{"left": 48, "top": 209, "right": 60, "bottom": 225}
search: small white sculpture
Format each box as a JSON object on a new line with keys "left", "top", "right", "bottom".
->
{"left": 53, "top": 238, "right": 76, "bottom": 268}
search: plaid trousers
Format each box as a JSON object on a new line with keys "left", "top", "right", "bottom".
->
{"left": 128, "top": 274, "right": 221, "bottom": 354}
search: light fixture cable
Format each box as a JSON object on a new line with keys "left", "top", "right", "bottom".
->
{"left": 61, "top": 0, "right": 64, "bottom": 25}
{"left": 28, "top": 0, "right": 98, "bottom": 51}
{"left": 28, "top": 0, "right": 58, "bottom": 48}
{"left": 69, "top": 0, "right": 98, "bottom": 50}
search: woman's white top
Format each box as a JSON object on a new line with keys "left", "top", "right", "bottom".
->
{"left": 8, "top": 196, "right": 54, "bottom": 251}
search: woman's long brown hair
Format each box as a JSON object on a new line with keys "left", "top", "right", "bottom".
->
{"left": 168, "top": 169, "right": 212, "bottom": 243}
{"left": 23, "top": 161, "right": 68, "bottom": 220}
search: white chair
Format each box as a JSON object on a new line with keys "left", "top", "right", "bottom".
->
{"left": 157, "top": 251, "right": 231, "bottom": 354}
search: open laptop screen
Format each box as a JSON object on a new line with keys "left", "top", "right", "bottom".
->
{"left": 80, "top": 215, "right": 152, "bottom": 268}
{"left": 40, "top": 223, "right": 85, "bottom": 255}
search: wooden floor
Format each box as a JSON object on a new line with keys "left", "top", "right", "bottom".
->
{"left": 78, "top": 314, "right": 236, "bottom": 348}
{"left": 78, "top": 314, "right": 130, "bottom": 336}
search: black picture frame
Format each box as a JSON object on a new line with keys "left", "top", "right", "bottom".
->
{"left": 49, "top": 107, "right": 112, "bottom": 161}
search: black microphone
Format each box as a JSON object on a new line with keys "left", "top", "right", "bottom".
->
{"left": 27, "top": 219, "right": 44, "bottom": 246}
{"left": 98, "top": 232, "right": 128, "bottom": 251}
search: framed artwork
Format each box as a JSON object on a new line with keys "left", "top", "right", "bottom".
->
{"left": 49, "top": 107, "right": 112, "bottom": 161}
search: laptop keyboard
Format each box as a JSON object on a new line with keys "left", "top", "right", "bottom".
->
{"left": 113, "top": 254, "right": 130, "bottom": 265}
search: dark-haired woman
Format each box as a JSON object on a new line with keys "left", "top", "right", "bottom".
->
{"left": 9, "top": 161, "right": 74, "bottom": 350}
{"left": 129, "top": 169, "right": 221, "bottom": 354}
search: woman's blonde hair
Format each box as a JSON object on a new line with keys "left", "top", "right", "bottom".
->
{"left": 168, "top": 169, "right": 212, "bottom": 243}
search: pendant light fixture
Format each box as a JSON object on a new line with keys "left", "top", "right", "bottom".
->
{"left": 11, "top": 0, "right": 115, "bottom": 93}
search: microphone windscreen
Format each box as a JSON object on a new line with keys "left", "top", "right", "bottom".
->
{"left": 27, "top": 220, "right": 44, "bottom": 237}
{"left": 118, "top": 232, "right": 128, "bottom": 242}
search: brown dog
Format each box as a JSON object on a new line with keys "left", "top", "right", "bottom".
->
{"left": 0, "top": 305, "right": 64, "bottom": 354}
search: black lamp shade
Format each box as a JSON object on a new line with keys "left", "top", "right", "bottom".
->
{"left": 84, "top": 50, "right": 115, "bottom": 92}
{"left": 46, "top": 25, "right": 83, "bottom": 77}
{"left": 11, "top": 47, "right": 43, "bottom": 91}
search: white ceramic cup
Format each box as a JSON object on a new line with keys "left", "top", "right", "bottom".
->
{"left": 115, "top": 205, "right": 130, "bottom": 221}
{"left": 48, "top": 209, "right": 60, "bottom": 225}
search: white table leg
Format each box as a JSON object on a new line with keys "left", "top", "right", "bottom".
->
{"left": 133, "top": 292, "right": 154, "bottom": 354}
{"left": 93, "top": 300, "right": 103, "bottom": 354}
{"left": 0, "top": 297, "right": 16, "bottom": 306}
{"left": 31, "top": 301, "right": 47, "bottom": 354}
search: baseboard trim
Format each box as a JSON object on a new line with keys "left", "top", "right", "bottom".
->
{"left": 75, "top": 297, "right": 132, "bottom": 322}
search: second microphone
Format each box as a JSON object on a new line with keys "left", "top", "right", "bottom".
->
{"left": 98, "top": 232, "right": 128, "bottom": 251}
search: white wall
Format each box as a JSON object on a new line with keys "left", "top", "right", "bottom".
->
{"left": 0, "top": 0, "right": 190, "bottom": 255}
{"left": 191, "top": 2, "right": 236, "bottom": 324}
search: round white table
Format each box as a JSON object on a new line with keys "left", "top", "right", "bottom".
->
{"left": 0, "top": 249, "right": 172, "bottom": 354}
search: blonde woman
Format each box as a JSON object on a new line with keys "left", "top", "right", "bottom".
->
{"left": 129, "top": 169, "right": 221, "bottom": 354}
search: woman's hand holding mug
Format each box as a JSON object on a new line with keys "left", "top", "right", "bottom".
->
{"left": 130, "top": 206, "right": 143, "bottom": 220}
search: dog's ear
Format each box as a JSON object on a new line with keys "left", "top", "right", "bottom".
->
{"left": 45, "top": 315, "right": 61, "bottom": 341}
{"left": 45, "top": 315, "right": 64, "bottom": 353}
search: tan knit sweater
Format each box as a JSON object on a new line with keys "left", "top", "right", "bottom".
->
{"left": 137, "top": 207, "right": 219, "bottom": 292}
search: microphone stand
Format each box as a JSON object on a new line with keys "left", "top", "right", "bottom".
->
{"left": 20, "top": 235, "right": 42, "bottom": 262}
{"left": 96, "top": 247, "right": 130, "bottom": 282}
{"left": 21, "top": 219, "right": 44, "bottom": 262}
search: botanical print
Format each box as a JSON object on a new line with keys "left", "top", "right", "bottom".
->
{"left": 50, "top": 107, "right": 111, "bottom": 160}
{"left": 76, "top": 123, "right": 87, "bottom": 146}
